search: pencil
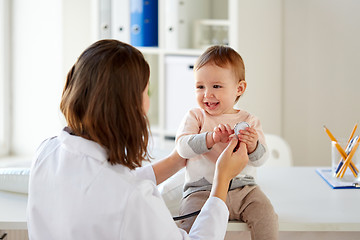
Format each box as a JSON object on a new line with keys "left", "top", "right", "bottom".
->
{"left": 334, "top": 142, "right": 347, "bottom": 159}
{"left": 336, "top": 138, "right": 359, "bottom": 178}
{"left": 339, "top": 144, "right": 358, "bottom": 178}
{"left": 325, "top": 124, "right": 359, "bottom": 176}
{"left": 335, "top": 139, "right": 359, "bottom": 174}
{"left": 335, "top": 144, "right": 359, "bottom": 177}
{"left": 323, "top": 125, "right": 337, "bottom": 142}
{"left": 347, "top": 123, "right": 358, "bottom": 143}
{"left": 333, "top": 143, "right": 357, "bottom": 177}
{"left": 345, "top": 124, "right": 359, "bottom": 173}
{"left": 337, "top": 137, "right": 360, "bottom": 178}
{"left": 324, "top": 125, "right": 347, "bottom": 174}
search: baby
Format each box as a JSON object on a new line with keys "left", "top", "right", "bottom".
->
{"left": 176, "top": 45, "right": 278, "bottom": 240}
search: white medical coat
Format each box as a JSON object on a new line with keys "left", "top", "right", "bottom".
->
{"left": 27, "top": 129, "right": 229, "bottom": 240}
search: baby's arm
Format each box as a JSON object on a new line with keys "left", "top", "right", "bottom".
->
{"left": 177, "top": 123, "right": 234, "bottom": 158}
{"left": 237, "top": 119, "right": 268, "bottom": 167}
{"left": 176, "top": 109, "right": 209, "bottom": 159}
{"left": 237, "top": 126, "right": 258, "bottom": 154}
{"left": 176, "top": 109, "right": 234, "bottom": 158}
{"left": 177, "top": 133, "right": 210, "bottom": 159}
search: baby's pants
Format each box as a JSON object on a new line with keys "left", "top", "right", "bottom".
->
{"left": 178, "top": 185, "right": 279, "bottom": 240}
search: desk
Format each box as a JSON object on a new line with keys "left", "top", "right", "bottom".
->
{"left": 228, "top": 167, "right": 360, "bottom": 232}
{"left": 1, "top": 167, "right": 360, "bottom": 232}
{"left": 0, "top": 191, "right": 27, "bottom": 230}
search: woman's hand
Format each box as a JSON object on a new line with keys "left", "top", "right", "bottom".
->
{"left": 210, "top": 137, "right": 249, "bottom": 202}
{"left": 216, "top": 137, "right": 248, "bottom": 182}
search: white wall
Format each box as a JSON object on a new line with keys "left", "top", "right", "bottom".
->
{"left": 0, "top": 0, "right": 11, "bottom": 156}
{"left": 9, "top": 0, "right": 97, "bottom": 156}
{"left": 230, "top": 0, "right": 283, "bottom": 136}
{"left": 283, "top": 0, "right": 360, "bottom": 166}
{"left": 11, "top": 0, "right": 63, "bottom": 155}
{"left": 10, "top": 0, "right": 98, "bottom": 156}
{"left": 62, "top": 0, "right": 98, "bottom": 75}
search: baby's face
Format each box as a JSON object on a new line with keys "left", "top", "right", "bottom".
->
{"left": 194, "top": 63, "right": 243, "bottom": 116}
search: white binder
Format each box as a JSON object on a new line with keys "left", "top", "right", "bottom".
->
{"left": 164, "top": 0, "right": 210, "bottom": 49}
{"left": 99, "top": 0, "right": 111, "bottom": 39}
{"left": 111, "top": 0, "right": 130, "bottom": 43}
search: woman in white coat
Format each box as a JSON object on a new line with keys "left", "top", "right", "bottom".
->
{"left": 27, "top": 39, "right": 249, "bottom": 240}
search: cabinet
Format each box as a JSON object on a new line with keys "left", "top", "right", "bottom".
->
{"left": 0, "top": 230, "right": 28, "bottom": 240}
{"left": 99, "top": 0, "right": 236, "bottom": 140}
{"left": 164, "top": 55, "right": 198, "bottom": 135}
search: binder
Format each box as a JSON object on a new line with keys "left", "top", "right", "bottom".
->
{"left": 99, "top": 0, "right": 111, "bottom": 39}
{"left": 164, "top": 0, "right": 181, "bottom": 49}
{"left": 130, "top": 0, "right": 158, "bottom": 47}
{"left": 316, "top": 168, "right": 360, "bottom": 189}
{"left": 164, "top": 0, "right": 210, "bottom": 49}
{"left": 111, "top": 0, "right": 130, "bottom": 43}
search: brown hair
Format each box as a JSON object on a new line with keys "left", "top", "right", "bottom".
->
{"left": 60, "top": 39, "right": 150, "bottom": 169}
{"left": 195, "top": 45, "right": 245, "bottom": 102}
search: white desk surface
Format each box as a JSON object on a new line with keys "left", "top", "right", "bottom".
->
{"left": 228, "top": 167, "right": 360, "bottom": 232}
{"left": 0, "top": 191, "right": 27, "bottom": 230}
{"left": 1, "top": 167, "right": 360, "bottom": 231}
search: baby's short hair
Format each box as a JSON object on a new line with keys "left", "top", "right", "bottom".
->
{"left": 195, "top": 45, "right": 245, "bottom": 83}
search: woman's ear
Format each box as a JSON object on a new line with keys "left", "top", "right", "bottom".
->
{"left": 237, "top": 81, "right": 247, "bottom": 96}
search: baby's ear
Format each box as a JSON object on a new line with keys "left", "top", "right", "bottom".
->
{"left": 237, "top": 81, "right": 247, "bottom": 96}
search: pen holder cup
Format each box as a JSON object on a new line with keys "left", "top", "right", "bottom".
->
{"left": 331, "top": 140, "right": 360, "bottom": 182}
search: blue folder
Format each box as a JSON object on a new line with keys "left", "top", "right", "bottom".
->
{"left": 316, "top": 168, "right": 360, "bottom": 189}
{"left": 130, "top": 0, "right": 158, "bottom": 47}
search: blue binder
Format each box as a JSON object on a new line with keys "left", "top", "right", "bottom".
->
{"left": 130, "top": 0, "right": 158, "bottom": 47}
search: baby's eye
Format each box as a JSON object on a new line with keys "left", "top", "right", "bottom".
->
{"left": 213, "top": 85, "right": 221, "bottom": 89}
{"left": 196, "top": 85, "right": 204, "bottom": 89}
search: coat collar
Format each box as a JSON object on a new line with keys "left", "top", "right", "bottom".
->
{"left": 58, "top": 127, "right": 108, "bottom": 163}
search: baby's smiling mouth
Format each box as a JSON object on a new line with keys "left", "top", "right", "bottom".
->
{"left": 205, "top": 102, "right": 219, "bottom": 109}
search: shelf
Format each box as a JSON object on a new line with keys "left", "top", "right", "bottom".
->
{"left": 137, "top": 47, "right": 162, "bottom": 55}
{"left": 138, "top": 47, "right": 205, "bottom": 56}
{"left": 196, "top": 19, "right": 230, "bottom": 26}
{"left": 163, "top": 48, "right": 204, "bottom": 56}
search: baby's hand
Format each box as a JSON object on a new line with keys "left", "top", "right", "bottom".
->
{"left": 237, "top": 127, "right": 258, "bottom": 154}
{"left": 212, "top": 124, "right": 234, "bottom": 144}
